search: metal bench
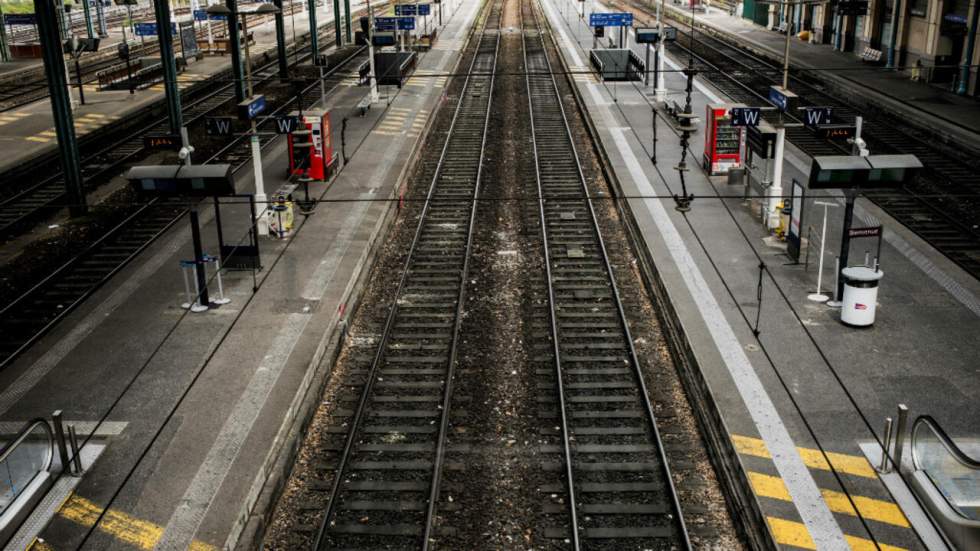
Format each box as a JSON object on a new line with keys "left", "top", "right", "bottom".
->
{"left": 859, "top": 47, "right": 883, "bottom": 64}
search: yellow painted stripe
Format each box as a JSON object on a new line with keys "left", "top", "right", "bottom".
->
{"left": 749, "top": 472, "right": 909, "bottom": 527}
{"left": 733, "top": 434, "right": 877, "bottom": 479}
{"left": 54, "top": 493, "right": 216, "bottom": 551}
{"left": 767, "top": 517, "right": 907, "bottom": 551}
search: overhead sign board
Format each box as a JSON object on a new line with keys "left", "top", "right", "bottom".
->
{"left": 126, "top": 164, "right": 236, "bottom": 197}
{"left": 768, "top": 85, "right": 798, "bottom": 112}
{"left": 394, "top": 3, "right": 430, "bottom": 16}
{"left": 730, "top": 107, "right": 761, "bottom": 127}
{"left": 747, "top": 123, "right": 777, "bottom": 158}
{"left": 4, "top": 14, "right": 37, "bottom": 25}
{"left": 589, "top": 12, "right": 633, "bottom": 27}
{"left": 134, "top": 22, "right": 177, "bottom": 36}
{"left": 237, "top": 95, "right": 267, "bottom": 121}
{"left": 274, "top": 115, "right": 300, "bottom": 134}
{"left": 373, "top": 31, "right": 397, "bottom": 46}
{"left": 375, "top": 16, "right": 416, "bottom": 30}
{"left": 807, "top": 154, "right": 922, "bottom": 189}
{"left": 818, "top": 124, "right": 855, "bottom": 140}
{"left": 193, "top": 9, "right": 208, "bottom": 21}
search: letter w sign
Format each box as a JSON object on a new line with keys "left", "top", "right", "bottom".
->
{"left": 205, "top": 116, "right": 234, "bottom": 136}
{"left": 730, "top": 107, "right": 761, "bottom": 127}
{"left": 803, "top": 106, "right": 832, "bottom": 127}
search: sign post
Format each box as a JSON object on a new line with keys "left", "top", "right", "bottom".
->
{"left": 807, "top": 200, "right": 838, "bottom": 303}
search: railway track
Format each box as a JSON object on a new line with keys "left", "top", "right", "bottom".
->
{"left": 523, "top": 2, "right": 690, "bottom": 548}
{"left": 0, "top": 33, "right": 367, "bottom": 370}
{"left": 309, "top": 5, "right": 500, "bottom": 549}
{"left": 655, "top": 16, "right": 980, "bottom": 279}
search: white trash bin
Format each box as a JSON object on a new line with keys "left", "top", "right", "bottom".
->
{"left": 840, "top": 267, "right": 883, "bottom": 327}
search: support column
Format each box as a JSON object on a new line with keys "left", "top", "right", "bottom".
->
{"left": 344, "top": 0, "right": 352, "bottom": 41}
{"left": 273, "top": 0, "right": 289, "bottom": 77}
{"left": 35, "top": 0, "right": 87, "bottom": 216}
{"left": 95, "top": 0, "right": 108, "bottom": 36}
{"left": 82, "top": 0, "right": 95, "bottom": 37}
{"left": 154, "top": 0, "right": 183, "bottom": 134}
{"left": 308, "top": 0, "right": 319, "bottom": 56}
{"left": 334, "top": 0, "right": 342, "bottom": 46}
{"left": 0, "top": 2, "right": 10, "bottom": 62}
{"left": 227, "top": 0, "right": 245, "bottom": 101}
{"left": 957, "top": 0, "right": 979, "bottom": 94}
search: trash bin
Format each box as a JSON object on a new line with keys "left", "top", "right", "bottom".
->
{"left": 727, "top": 167, "right": 746, "bottom": 186}
{"left": 840, "top": 267, "right": 884, "bottom": 327}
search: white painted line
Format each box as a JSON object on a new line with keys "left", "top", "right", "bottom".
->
{"left": 0, "top": 421, "right": 127, "bottom": 437}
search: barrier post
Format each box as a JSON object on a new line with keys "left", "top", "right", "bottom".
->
{"left": 52, "top": 410, "right": 70, "bottom": 474}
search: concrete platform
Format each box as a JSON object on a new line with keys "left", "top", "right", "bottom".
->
{"left": 661, "top": 4, "right": 980, "bottom": 149}
{"left": 0, "top": 1, "right": 363, "bottom": 175}
{"left": 1, "top": 2, "right": 480, "bottom": 550}
{"left": 542, "top": 0, "right": 979, "bottom": 549}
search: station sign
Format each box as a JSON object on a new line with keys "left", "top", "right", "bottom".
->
{"left": 205, "top": 116, "right": 234, "bottom": 136}
{"left": 394, "top": 3, "right": 430, "bottom": 16}
{"left": 730, "top": 107, "right": 761, "bottom": 127}
{"left": 193, "top": 9, "right": 207, "bottom": 21}
{"left": 143, "top": 133, "right": 182, "bottom": 151}
{"left": 4, "top": 14, "right": 37, "bottom": 25}
{"left": 134, "top": 22, "right": 177, "bottom": 37}
{"left": 238, "top": 95, "right": 267, "bottom": 121}
{"left": 848, "top": 225, "right": 882, "bottom": 238}
{"left": 635, "top": 26, "right": 677, "bottom": 44}
{"left": 589, "top": 12, "right": 633, "bottom": 27}
{"left": 768, "top": 85, "right": 798, "bottom": 112}
{"left": 375, "top": 16, "right": 416, "bottom": 31}
{"left": 802, "top": 106, "right": 832, "bottom": 127}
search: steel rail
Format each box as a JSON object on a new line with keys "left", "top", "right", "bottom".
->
{"left": 311, "top": 5, "right": 500, "bottom": 549}
{"left": 524, "top": 0, "right": 690, "bottom": 546}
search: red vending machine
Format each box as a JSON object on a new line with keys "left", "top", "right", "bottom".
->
{"left": 703, "top": 103, "right": 743, "bottom": 175}
{"left": 288, "top": 109, "right": 334, "bottom": 181}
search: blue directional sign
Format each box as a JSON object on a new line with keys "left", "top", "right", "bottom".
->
{"left": 4, "top": 14, "right": 37, "bottom": 25}
{"left": 768, "top": 85, "right": 798, "bottom": 112}
{"left": 193, "top": 9, "right": 207, "bottom": 21}
{"left": 134, "top": 22, "right": 177, "bottom": 36}
{"left": 730, "top": 107, "right": 761, "bottom": 127}
{"left": 802, "top": 106, "right": 832, "bottom": 127}
{"left": 375, "top": 16, "right": 416, "bottom": 31}
{"left": 395, "top": 3, "right": 431, "bottom": 16}
{"left": 589, "top": 12, "right": 633, "bottom": 27}
{"left": 238, "top": 95, "right": 267, "bottom": 121}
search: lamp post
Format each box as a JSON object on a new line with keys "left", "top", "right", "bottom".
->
{"left": 209, "top": 3, "right": 280, "bottom": 236}
{"left": 654, "top": 0, "right": 667, "bottom": 101}
{"left": 366, "top": 0, "right": 379, "bottom": 103}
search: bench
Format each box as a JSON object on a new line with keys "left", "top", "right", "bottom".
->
{"left": 859, "top": 47, "right": 883, "bottom": 64}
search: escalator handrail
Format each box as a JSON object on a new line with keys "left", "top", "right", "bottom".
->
{"left": 911, "top": 415, "right": 980, "bottom": 472}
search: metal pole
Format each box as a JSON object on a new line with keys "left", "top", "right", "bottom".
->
{"left": 344, "top": 0, "right": 351, "bottom": 41}
{"left": 366, "top": 0, "right": 378, "bottom": 102}
{"left": 333, "top": 0, "right": 342, "bottom": 47}
{"left": 82, "top": 0, "right": 95, "bottom": 38}
{"left": 645, "top": 42, "right": 650, "bottom": 86}
{"left": 782, "top": 3, "right": 791, "bottom": 89}
{"left": 242, "top": 14, "right": 268, "bottom": 236}
{"left": 0, "top": 2, "right": 9, "bottom": 62}
{"left": 272, "top": 0, "right": 288, "bottom": 77}
{"left": 68, "top": 425, "right": 83, "bottom": 474}
{"left": 36, "top": 0, "right": 87, "bottom": 216}
{"left": 836, "top": 190, "right": 857, "bottom": 301}
{"left": 878, "top": 417, "right": 894, "bottom": 472}
{"left": 74, "top": 56, "right": 86, "bottom": 105}
{"left": 189, "top": 204, "right": 210, "bottom": 307}
{"left": 227, "top": 0, "right": 246, "bottom": 102}
{"left": 307, "top": 0, "right": 318, "bottom": 56}
{"left": 154, "top": 0, "right": 183, "bottom": 135}
{"left": 655, "top": 0, "right": 666, "bottom": 101}
{"left": 96, "top": 0, "right": 107, "bottom": 36}
{"left": 768, "top": 125, "right": 786, "bottom": 229}
{"left": 320, "top": 65, "right": 326, "bottom": 105}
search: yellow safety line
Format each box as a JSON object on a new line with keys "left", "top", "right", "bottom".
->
{"left": 733, "top": 434, "right": 877, "bottom": 478}
{"left": 767, "top": 517, "right": 908, "bottom": 551}
{"left": 36, "top": 493, "right": 217, "bottom": 551}
{"left": 749, "top": 472, "right": 909, "bottom": 527}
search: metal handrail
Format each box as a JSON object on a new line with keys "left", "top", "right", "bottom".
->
{"left": 912, "top": 415, "right": 980, "bottom": 472}
{"left": 0, "top": 418, "right": 56, "bottom": 514}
